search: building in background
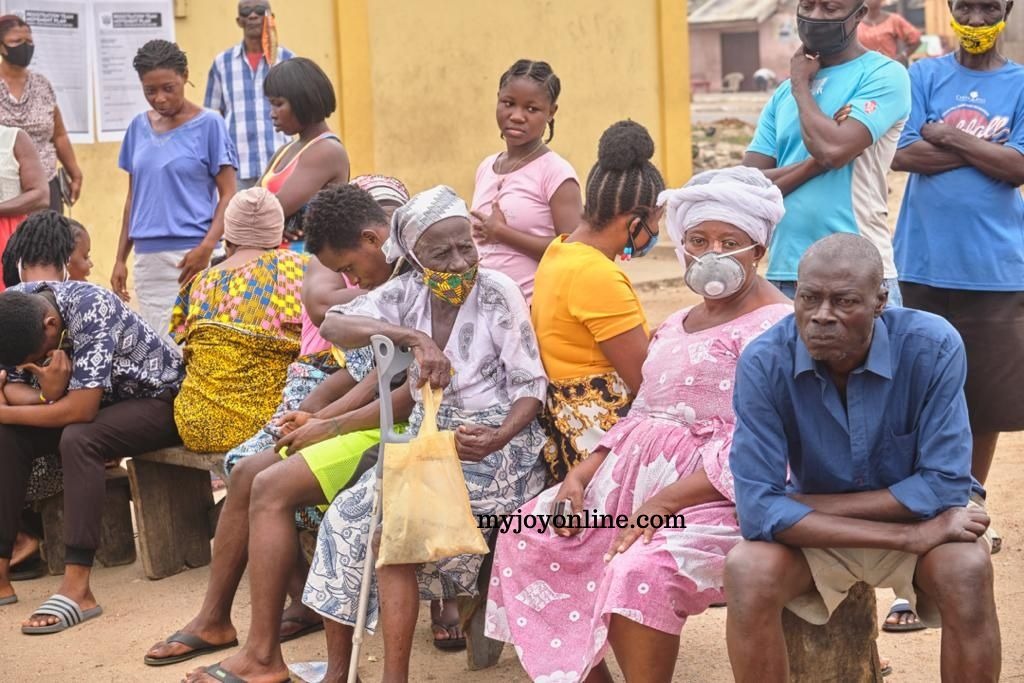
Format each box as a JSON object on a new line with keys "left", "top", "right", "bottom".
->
{"left": 688, "top": 0, "right": 800, "bottom": 93}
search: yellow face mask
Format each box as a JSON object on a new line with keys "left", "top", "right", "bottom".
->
{"left": 950, "top": 18, "right": 1006, "bottom": 54}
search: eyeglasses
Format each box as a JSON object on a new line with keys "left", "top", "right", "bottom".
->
{"left": 239, "top": 6, "right": 269, "bottom": 17}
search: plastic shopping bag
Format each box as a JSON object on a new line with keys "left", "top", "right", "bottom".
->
{"left": 376, "top": 387, "right": 489, "bottom": 567}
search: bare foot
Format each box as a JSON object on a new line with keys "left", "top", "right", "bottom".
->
{"left": 11, "top": 533, "right": 40, "bottom": 567}
{"left": 184, "top": 649, "right": 289, "bottom": 683}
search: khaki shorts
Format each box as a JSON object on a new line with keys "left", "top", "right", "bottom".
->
{"left": 785, "top": 498, "right": 992, "bottom": 627}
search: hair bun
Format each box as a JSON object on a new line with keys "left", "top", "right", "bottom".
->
{"left": 597, "top": 120, "right": 655, "bottom": 172}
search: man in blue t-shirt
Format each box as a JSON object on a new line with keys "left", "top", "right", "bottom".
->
{"left": 744, "top": 0, "right": 911, "bottom": 304}
{"left": 893, "top": 0, "right": 1024, "bottom": 535}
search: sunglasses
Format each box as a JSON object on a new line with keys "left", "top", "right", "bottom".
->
{"left": 239, "top": 6, "right": 269, "bottom": 17}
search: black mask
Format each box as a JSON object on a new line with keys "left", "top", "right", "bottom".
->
{"left": 797, "top": 3, "right": 865, "bottom": 56}
{"left": 2, "top": 42, "right": 33, "bottom": 68}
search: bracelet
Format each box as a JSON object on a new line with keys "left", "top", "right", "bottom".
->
{"left": 39, "top": 391, "right": 55, "bottom": 405}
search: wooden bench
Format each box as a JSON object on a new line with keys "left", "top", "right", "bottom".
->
{"left": 127, "top": 447, "right": 228, "bottom": 580}
{"left": 37, "top": 467, "right": 136, "bottom": 575}
{"left": 783, "top": 582, "right": 885, "bottom": 682}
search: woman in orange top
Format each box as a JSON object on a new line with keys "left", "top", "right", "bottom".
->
{"left": 260, "top": 57, "right": 349, "bottom": 251}
{"left": 531, "top": 120, "right": 665, "bottom": 480}
{"left": 858, "top": 0, "right": 922, "bottom": 65}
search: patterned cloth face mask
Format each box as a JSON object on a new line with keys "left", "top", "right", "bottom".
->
{"left": 422, "top": 264, "right": 479, "bottom": 306}
{"left": 950, "top": 18, "right": 1007, "bottom": 54}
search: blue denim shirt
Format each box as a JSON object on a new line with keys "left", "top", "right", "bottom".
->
{"left": 730, "top": 309, "right": 980, "bottom": 542}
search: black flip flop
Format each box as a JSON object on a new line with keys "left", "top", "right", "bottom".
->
{"left": 198, "top": 663, "right": 291, "bottom": 683}
{"left": 143, "top": 631, "right": 239, "bottom": 667}
{"left": 279, "top": 616, "right": 325, "bottom": 643}
{"left": 10, "top": 556, "right": 45, "bottom": 582}
{"left": 431, "top": 621, "right": 467, "bottom": 652}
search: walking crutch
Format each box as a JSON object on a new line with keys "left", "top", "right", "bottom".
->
{"left": 348, "top": 335, "right": 414, "bottom": 683}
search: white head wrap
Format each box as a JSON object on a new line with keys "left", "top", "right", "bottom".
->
{"left": 657, "top": 166, "right": 785, "bottom": 248}
{"left": 388, "top": 185, "right": 470, "bottom": 265}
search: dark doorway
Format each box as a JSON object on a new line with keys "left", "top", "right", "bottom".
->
{"left": 720, "top": 31, "right": 760, "bottom": 92}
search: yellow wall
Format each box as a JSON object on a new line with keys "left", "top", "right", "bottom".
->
{"left": 357, "top": 0, "right": 692, "bottom": 198}
{"left": 72, "top": 0, "right": 691, "bottom": 286}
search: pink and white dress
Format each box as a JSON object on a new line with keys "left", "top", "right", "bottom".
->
{"left": 485, "top": 303, "right": 792, "bottom": 683}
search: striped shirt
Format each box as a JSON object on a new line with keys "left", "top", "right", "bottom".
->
{"left": 205, "top": 42, "right": 295, "bottom": 180}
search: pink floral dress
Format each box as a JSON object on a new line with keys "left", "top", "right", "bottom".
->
{"left": 485, "top": 304, "right": 792, "bottom": 683}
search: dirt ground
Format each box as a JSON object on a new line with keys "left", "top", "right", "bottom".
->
{"left": 1, "top": 275, "right": 1021, "bottom": 681}
{"left": 0, "top": 169, "right": 1020, "bottom": 681}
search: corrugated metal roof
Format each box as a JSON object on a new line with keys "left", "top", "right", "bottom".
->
{"left": 689, "top": 0, "right": 782, "bottom": 25}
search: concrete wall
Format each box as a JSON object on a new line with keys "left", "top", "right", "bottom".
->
{"left": 68, "top": 0, "right": 691, "bottom": 287}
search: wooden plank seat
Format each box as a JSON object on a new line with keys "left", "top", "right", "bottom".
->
{"left": 127, "top": 447, "right": 227, "bottom": 580}
{"left": 37, "top": 466, "right": 136, "bottom": 576}
{"left": 783, "top": 582, "right": 885, "bottom": 682}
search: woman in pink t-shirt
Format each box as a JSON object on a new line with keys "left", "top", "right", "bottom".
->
{"left": 470, "top": 59, "right": 583, "bottom": 303}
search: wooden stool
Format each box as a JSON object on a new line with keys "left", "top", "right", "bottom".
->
{"left": 127, "top": 447, "right": 227, "bottom": 580}
{"left": 37, "top": 467, "right": 136, "bottom": 575}
{"left": 783, "top": 582, "right": 884, "bottom": 682}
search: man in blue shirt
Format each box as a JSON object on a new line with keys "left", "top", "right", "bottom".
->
{"left": 726, "top": 234, "right": 1000, "bottom": 682}
{"left": 745, "top": 0, "right": 911, "bottom": 305}
{"left": 206, "top": 0, "right": 294, "bottom": 189}
{"left": 892, "top": 0, "right": 1024, "bottom": 502}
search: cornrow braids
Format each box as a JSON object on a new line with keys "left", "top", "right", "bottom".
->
{"left": 2, "top": 211, "right": 77, "bottom": 288}
{"left": 132, "top": 39, "right": 188, "bottom": 77}
{"left": 499, "top": 59, "right": 561, "bottom": 143}
{"left": 584, "top": 120, "right": 665, "bottom": 230}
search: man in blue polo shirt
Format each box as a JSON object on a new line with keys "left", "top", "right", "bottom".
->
{"left": 725, "top": 235, "right": 1000, "bottom": 683}
{"left": 206, "top": 0, "right": 295, "bottom": 190}
{"left": 745, "top": 0, "right": 911, "bottom": 305}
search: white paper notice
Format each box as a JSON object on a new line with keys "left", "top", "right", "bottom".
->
{"left": 93, "top": 0, "right": 174, "bottom": 142}
{"left": 6, "top": 1, "right": 93, "bottom": 143}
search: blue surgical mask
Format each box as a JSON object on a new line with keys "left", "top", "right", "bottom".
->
{"left": 624, "top": 217, "right": 659, "bottom": 260}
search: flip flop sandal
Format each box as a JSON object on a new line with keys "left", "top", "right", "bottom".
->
{"left": 21, "top": 594, "right": 103, "bottom": 635}
{"left": 279, "top": 616, "right": 325, "bottom": 643}
{"left": 198, "top": 663, "right": 291, "bottom": 683}
{"left": 143, "top": 630, "right": 240, "bottom": 667}
{"left": 0, "top": 594, "right": 17, "bottom": 606}
{"left": 11, "top": 556, "right": 45, "bottom": 581}
{"left": 431, "top": 621, "right": 467, "bottom": 652}
{"left": 882, "top": 599, "right": 926, "bottom": 633}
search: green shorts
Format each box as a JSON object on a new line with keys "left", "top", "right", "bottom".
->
{"left": 283, "top": 425, "right": 406, "bottom": 509}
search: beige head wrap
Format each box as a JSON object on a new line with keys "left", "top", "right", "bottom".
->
{"left": 223, "top": 187, "right": 285, "bottom": 249}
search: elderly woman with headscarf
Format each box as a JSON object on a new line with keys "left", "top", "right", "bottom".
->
{"left": 485, "top": 166, "right": 793, "bottom": 683}
{"left": 146, "top": 178, "right": 415, "bottom": 670}
{"left": 288, "top": 185, "right": 548, "bottom": 683}
{"left": 170, "top": 186, "right": 305, "bottom": 453}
